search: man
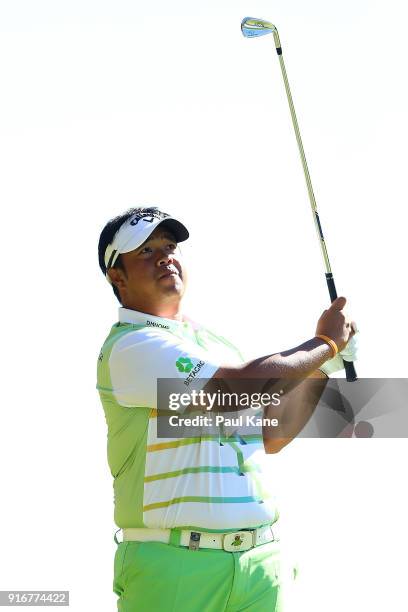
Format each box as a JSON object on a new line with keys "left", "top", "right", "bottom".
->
{"left": 97, "top": 206, "right": 357, "bottom": 611}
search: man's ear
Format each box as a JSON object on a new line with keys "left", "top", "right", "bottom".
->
{"left": 107, "top": 267, "right": 127, "bottom": 292}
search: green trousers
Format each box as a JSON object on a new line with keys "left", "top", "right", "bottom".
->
{"left": 113, "top": 536, "right": 285, "bottom": 611}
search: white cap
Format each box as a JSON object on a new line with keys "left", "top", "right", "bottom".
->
{"left": 104, "top": 210, "right": 189, "bottom": 283}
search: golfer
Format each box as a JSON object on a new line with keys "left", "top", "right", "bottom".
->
{"left": 97, "top": 206, "right": 357, "bottom": 611}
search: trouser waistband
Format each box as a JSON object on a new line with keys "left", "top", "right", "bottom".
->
{"left": 116, "top": 524, "right": 278, "bottom": 552}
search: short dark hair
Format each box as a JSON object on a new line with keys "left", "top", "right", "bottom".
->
{"left": 98, "top": 206, "right": 170, "bottom": 303}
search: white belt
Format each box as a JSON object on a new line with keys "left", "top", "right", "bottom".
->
{"left": 121, "top": 524, "right": 278, "bottom": 552}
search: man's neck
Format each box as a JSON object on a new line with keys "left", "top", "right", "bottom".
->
{"left": 122, "top": 300, "right": 183, "bottom": 321}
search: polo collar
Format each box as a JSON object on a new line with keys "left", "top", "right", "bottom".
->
{"left": 118, "top": 307, "right": 186, "bottom": 334}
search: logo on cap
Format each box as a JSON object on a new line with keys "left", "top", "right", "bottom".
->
{"left": 130, "top": 211, "right": 165, "bottom": 226}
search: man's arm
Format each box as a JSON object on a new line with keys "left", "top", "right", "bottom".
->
{"left": 197, "top": 339, "right": 330, "bottom": 452}
{"left": 214, "top": 295, "right": 354, "bottom": 384}
{"left": 213, "top": 336, "right": 333, "bottom": 390}
{"left": 261, "top": 368, "right": 328, "bottom": 453}
{"left": 200, "top": 296, "right": 355, "bottom": 451}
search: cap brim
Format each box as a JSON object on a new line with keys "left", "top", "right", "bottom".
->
{"left": 119, "top": 217, "right": 189, "bottom": 255}
{"left": 105, "top": 215, "right": 190, "bottom": 276}
{"left": 158, "top": 218, "right": 189, "bottom": 244}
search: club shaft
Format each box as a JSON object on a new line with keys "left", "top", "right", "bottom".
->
{"left": 277, "top": 54, "right": 332, "bottom": 274}
{"left": 276, "top": 50, "right": 357, "bottom": 381}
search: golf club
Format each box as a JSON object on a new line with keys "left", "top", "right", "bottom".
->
{"left": 241, "top": 17, "right": 357, "bottom": 382}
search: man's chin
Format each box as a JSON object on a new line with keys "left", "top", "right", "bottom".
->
{"left": 158, "top": 275, "right": 184, "bottom": 295}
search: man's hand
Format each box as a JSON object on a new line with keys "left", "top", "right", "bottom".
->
{"left": 315, "top": 296, "right": 357, "bottom": 352}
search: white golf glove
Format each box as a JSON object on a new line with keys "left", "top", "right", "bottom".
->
{"left": 319, "top": 333, "right": 359, "bottom": 376}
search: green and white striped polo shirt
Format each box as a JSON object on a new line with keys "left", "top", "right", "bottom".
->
{"left": 96, "top": 307, "right": 278, "bottom": 533}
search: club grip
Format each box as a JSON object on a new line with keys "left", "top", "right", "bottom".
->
{"left": 325, "top": 272, "right": 338, "bottom": 302}
{"left": 325, "top": 273, "right": 358, "bottom": 382}
{"left": 344, "top": 360, "right": 357, "bottom": 382}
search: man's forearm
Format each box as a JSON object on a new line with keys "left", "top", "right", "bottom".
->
{"left": 262, "top": 369, "right": 328, "bottom": 453}
{"left": 241, "top": 337, "right": 332, "bottom": 378}
{"left": 215, "top": 336, "right": 333, "bottom": 386}
{"left": 245, "top": 341, "right": 331, "bottom": 451}
{"left": 197, "top": 337, "right": 332, "bottom": 414}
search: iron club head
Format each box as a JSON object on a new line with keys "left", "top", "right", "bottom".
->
{"left": 241, "top": 17, "right": 282, "bottom": 51}
{"left": 241, "top": 17, "right": 277, "bottom": 38}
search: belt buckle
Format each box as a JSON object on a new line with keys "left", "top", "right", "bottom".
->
{"left": 223, "top": 531, "right": 253, "bottom": 552}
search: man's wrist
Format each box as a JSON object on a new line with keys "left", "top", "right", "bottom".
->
{"left": 315, "top": 334, "right": 338, "bottom": 358}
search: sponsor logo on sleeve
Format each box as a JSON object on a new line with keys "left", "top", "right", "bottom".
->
{"left": 184, "top": 360, "right": 205, "bottom": 387}
{"left": 175, "top": 357, "right": 206, "bottom": 384}
{"left": 176, "top": 357, "right": 194, "bottom": 373}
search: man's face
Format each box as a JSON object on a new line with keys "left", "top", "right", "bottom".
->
{"left": 109, "top": 226, "right": 187, "bottom": 314}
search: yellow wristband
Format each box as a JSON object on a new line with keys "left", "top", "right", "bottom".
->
{"left": 315, "top": 334, "right": 338, "bottom": 358}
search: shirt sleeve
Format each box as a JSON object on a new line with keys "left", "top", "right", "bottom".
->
{"left": 109, "top": 328, "right": 221, "bottom": 408}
